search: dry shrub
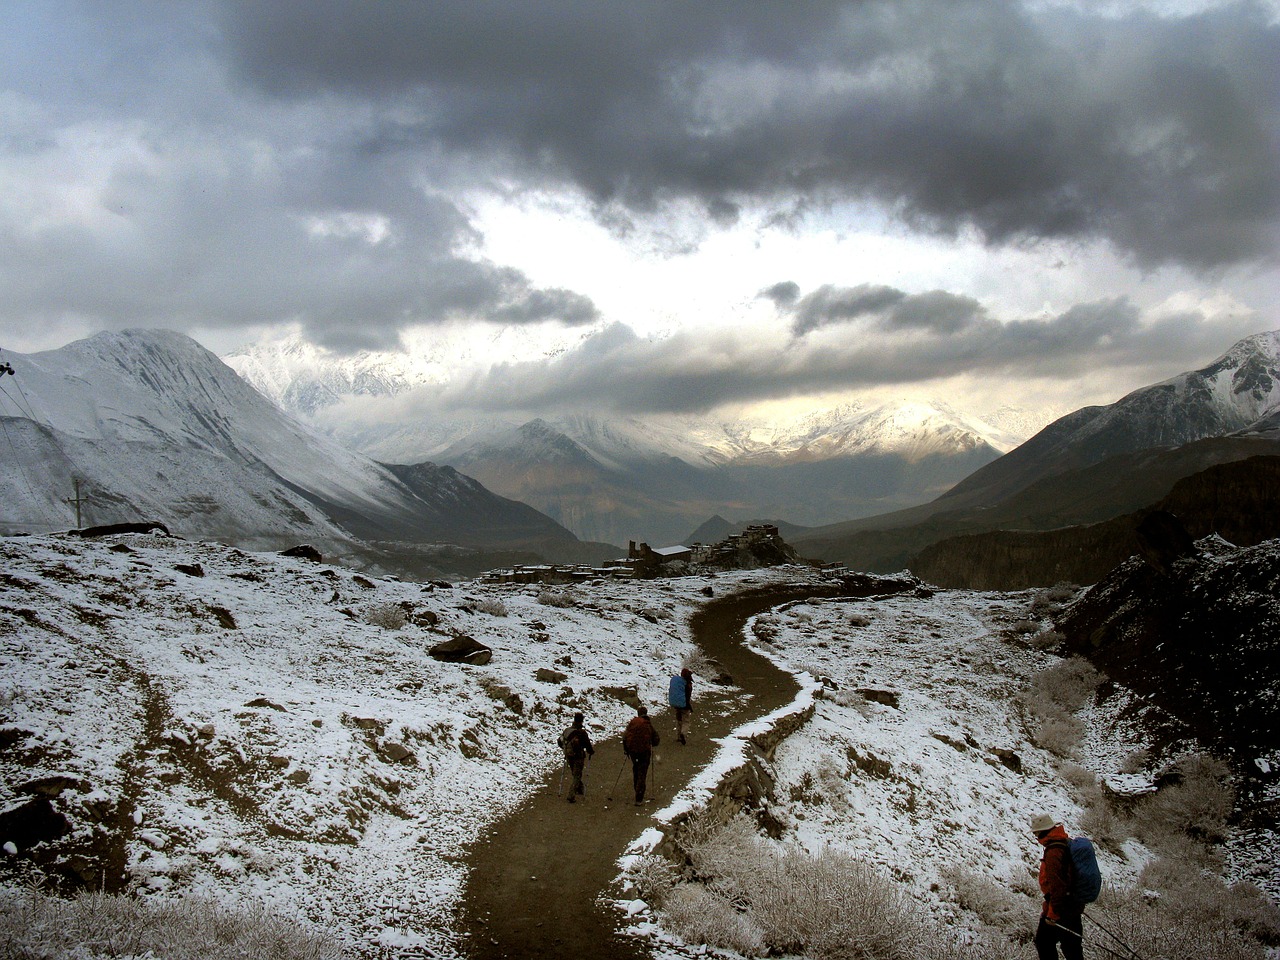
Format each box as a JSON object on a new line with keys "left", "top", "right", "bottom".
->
{"left": 0, "top": 886, "right": 344, "bottom": 960}
{"left": 472, "top": 597, "right": 508, "bottom": 617}
{"left": 361, "top": 602, "right": 407, "bottom": 630}
{"left": 1092, "top": 877, "right": 1280, "bottom": 960}
{"left": 939, "top": 865, "right": 1036, "bottom": 933}
{"left": 663, "top": 884, "right": 767, "bottom": 957}
{"left": 668, "top": 813, "right": 944, "bottom": 960}
{"left": 1018, "top": 656, "right": 1102, "bottom": 758}
{"left": 1138, "top": 752, "right": 1234, "bottom": 844}
{"left": 847, "top": 612, "right": 873, "bottom": 627}
{"left": 536, "top": 587, "right": 576, "bottom": 608}
{"left": 1029, "top": 583, "right": 1080, "bottom": 617}
{"left": 623, "top": 854, "right": 681, "bottom": 907}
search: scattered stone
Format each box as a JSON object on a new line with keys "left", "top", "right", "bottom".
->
{"left": 600, "top": 685, "right": 640, "bottom": 707}
{"left": 245, "top": 697, "right": 286, "bottom": 711}
{"left": 279, "top": 544, "right": 322, "bottom": 562}
{"left": 429, "top": 635, "right": 493, "bottom": 665}
{"left": 174, "top": 562, "right": 204, "bottom": 577}
{"left": 380, "top": 741, "right": 414, "bottom": 764}
{"left": 353, "top": 575, "right": 376, "bottom": 589}
{"left": 535, "top": 668, "right": 568, "bottom": 684}
{"left": 411, "top": 609, "right": 440, "bottom": 628}
{"left": 312, "top": 718, "right": 323, "bottom": 728}
{"left": 701, "top": 586, "right": 714, "bottom": 597}
{"left": 139, "top": 829, "right": 167, "bottom": 849}
{"left": 430, "top": 580, "right": 453, "bottom": 590}
{"left": 196, "top": 723, "right": 216, "bottom": 739}
{"left": 286, "top": 769, "right": 311, "bottom": 785}
{"left": 855, "top": 687, "right": 900, "bottom": 708}
{"left": 990, "top": 748, "right": 1022, "bottom": 773}
{"left": 267, "top": 755, "right": 291, "bottom": 768}
{"left": 350, "top": 717, "right": 383, "bottom": 732}
{"left": 16, "top": 774, "right": 88, "bottom": 797}
{"left": 109, "top": 543, "right": 134, "bottom": 554}
{"left": 210, "top": 606, "right": 237, "bottom": 630}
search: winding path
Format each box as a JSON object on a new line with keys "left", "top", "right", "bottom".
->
{"left": 458, "top": 583, "right": 843, "bottom": 960}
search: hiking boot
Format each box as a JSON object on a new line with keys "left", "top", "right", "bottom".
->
{"left": 678, "top": 735, "right": 686, "bottom": 744}
{"left": 567, "top": 795, "right": 575, "bottom": 803}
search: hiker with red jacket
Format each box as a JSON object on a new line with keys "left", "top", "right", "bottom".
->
{"left": 558, "top": 712, "right": 594, "bottom": 803}
{"left": 1031, "top": 813, "right": 1084, "bottom": 960}
{"left": 622, "top": 705, "right": 660, "bottom": 805}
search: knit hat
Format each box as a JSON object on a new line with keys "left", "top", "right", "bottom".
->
{"left": 1030, "top": 813, "right": 1057, "bottom": 833}
{"left": 637, "top": 705, "right": 648, "bottom": 716}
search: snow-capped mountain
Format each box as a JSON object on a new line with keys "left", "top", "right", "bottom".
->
{"left": 944, "top": 329, "right": 1280, "bottom": 505}
{"left": 0, "top": 330, "right": 588, "bottom": 570}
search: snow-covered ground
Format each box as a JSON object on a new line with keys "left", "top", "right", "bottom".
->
{"left": 0, "top": 531, "right": 812, "bottom": 955}
{"left": 3, "top": 532, "right": 1271, "bottom": 957}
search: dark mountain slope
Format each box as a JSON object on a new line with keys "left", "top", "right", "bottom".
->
{"left": 911, "top": 455, "right": 1280, "bottom": 588}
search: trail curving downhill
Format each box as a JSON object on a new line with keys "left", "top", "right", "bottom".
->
{"left": 458, "top": 583, "right": 844, "bottom": 960}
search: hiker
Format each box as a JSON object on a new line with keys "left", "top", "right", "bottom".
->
{"left": 1031, "top": 813, "right": 1084, "bottom": 960}
{"left": 669, "top": 667, "right": 694, "bottom": 744}
{"left": 558, "top": 712, "right": 594, "bottom": 802}
{"left": 622, "top": 705, "right": 660, "bottom": 805}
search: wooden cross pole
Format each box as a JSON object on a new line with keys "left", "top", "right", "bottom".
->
{"left": 64, "top": 477, "right": 89, "bottom": 529}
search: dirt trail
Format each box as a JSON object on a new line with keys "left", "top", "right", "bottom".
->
{"left": 459, "top": 584, "right": 841, "bottom": 960}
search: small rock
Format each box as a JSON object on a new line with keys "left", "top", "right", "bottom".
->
{"left": 174, "top": 562, "right": 204, "bottom": 577}
{"left": 267, "top": 755, "right": 291, "bottom": 768}
{"left": 16, "top": 774, "right": 88, "bottom": 798}
{"left": 380, "top": 741, "right": 414, "bottom": 763}
{"left": 245, "top": 697, "right": 286, "bottom": 711}
{"left": 286, "top": 769, "right": 311, "bottom": 785}
{"left": 535, "top": 668, "right": 568, "bottom": 684}
{"left": 196, "top": 724, "right": 216, "bottom": 739}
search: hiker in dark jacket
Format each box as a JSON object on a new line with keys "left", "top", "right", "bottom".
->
{"left": 1031, "top": 813, "right": 1084, "bottom": 960}
{"left": 622, "top": 705, "right": 660, "bottom": 805}
{"left": 558, "top": 712, "right": 594, "bottom": 803}
{"left": 670, "top": 668, "right": 694, "bottom": 744}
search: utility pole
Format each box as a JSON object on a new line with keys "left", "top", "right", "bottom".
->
{"left": 64, "top": 477, "right": 89, "bottom": 529}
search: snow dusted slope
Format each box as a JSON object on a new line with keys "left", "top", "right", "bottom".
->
{"left": 944, "top": 329, "right": 1280, "bottom": 505}
{"left": 0, "top": 330, "right": 580, "bottom": 557}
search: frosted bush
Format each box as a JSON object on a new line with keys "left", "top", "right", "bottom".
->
{"left": 472, "top": 597, "right": 508, "bottom": 617}
{"left": 663, "top": 884, "right": 766, "bottom": 957}
{"left": 361, "top": 602, "right": 407, "bottom": 631}
{"left": 537, "top": 587, "right": 577, "bottom": 608}
{"left": 0, "top": 887, "right": 343, "bottom": 960}
{"left": 1138, "top": 753, "right": 1234, "bottom": 844}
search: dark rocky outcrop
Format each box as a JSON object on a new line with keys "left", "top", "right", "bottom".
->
{"left": 912, "top": 456, "right": 1280, "bottom": 589}
{"left": 1054, "top": 536, "right": 1280, "bottom": 755}
{"left": 279, "top": 544, "right": 323, "bottom": 562}
{"left": 72, "top": 521, "right": 171, "bottom": 538}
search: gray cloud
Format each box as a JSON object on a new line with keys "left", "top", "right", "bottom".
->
{"left": 214, "top": 0, "right": 1280, "bottom": 268}
{"left": 786, "top": 285, "right": 984, "bottom": 336}
{"left": 444, "top": 296, "right": 1259, "bottom": 415}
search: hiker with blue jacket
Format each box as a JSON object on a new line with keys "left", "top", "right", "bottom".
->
{"left": 669, "top": 668, "right": 694, "bottom": 744}
{"left": 1031, "top": 813, "right": 1085, "bottom": 960}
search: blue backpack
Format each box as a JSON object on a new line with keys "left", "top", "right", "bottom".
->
{"left": 1061, "top": 837, "right": 1102, "bottom": 904}
{"left": 668, "top": 675, "right": 689, "bottom": 709}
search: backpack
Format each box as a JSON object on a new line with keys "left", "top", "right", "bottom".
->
{"left": 1054, "top": 837, "right": 1102, "bottom": 904}
{"left": 558, "top": 728, "right": 585, "bottom": 758}
{"left": 623, "top": 717, "right": 653, "bottom": 754}
{"left": 668, "top": 675, "right": 689, "bottom": 709}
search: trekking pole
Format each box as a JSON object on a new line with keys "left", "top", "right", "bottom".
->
{"left": 582, "top": 754, "right": 591, "bottom": 796}
{"left": 1084, "top": 914, "right": 1148, "bottom": 960}
{"left": 557, "top": 758, "right": 566, "bottom": 798}
{"left": 608, "top": 757, "right": 627, "bottom": 800}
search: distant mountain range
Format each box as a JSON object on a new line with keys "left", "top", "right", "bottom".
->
{"left": 794, "top": 330, "right": 1280, "bottom": 580}
{"left": 225, "top": 335, "right": 1045, "bottom": 545}
{"left": 0, "top": 330, "right": 612, "bottom": 577}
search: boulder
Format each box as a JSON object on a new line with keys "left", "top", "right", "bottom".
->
{"left": 16, "top": 774, "right": 88, "bottom": 798}
{"left": 536, "top": 668, "right": 568, "bottom": 684}
{"left": 279, "top": 544, "right": 323, "bottom": 562}
{"left": 380, "top": 741, "right": 414, "bottom": 764}
{"left": 429, "top": 635, "right": 493, "bottom": 665}
{"left": 0, "top": 797, "right": 68, "bottom": 850}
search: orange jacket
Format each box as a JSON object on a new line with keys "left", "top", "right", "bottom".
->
{"left": 1038, "top": 825, "right": 1079, "bottom": 924}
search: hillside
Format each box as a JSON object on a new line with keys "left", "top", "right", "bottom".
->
{"left": 794, "top": 330, "right": 1280, "bottom": 572}
{"left": 911, "top": 455, "right": 1280, "bottom": 588}
{"left": 0, "top": 330, "right": 608, "bottom": 576}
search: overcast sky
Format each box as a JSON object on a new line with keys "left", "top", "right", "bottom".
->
{"left": 2, "top": 0, "right": 1277, "bottom": 420}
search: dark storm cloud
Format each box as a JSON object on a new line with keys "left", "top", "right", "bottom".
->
{"left": 216, "top": 0, "right": 1280, "bottom": 268}
{"left": 445, "top": 297, "right": 1258, "bottom": 415}
{"left": 0, "top": 2, "right": 601, "bottom": 352}
{"left": 786, "top": 284, "right": 984, "bottom": 337}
